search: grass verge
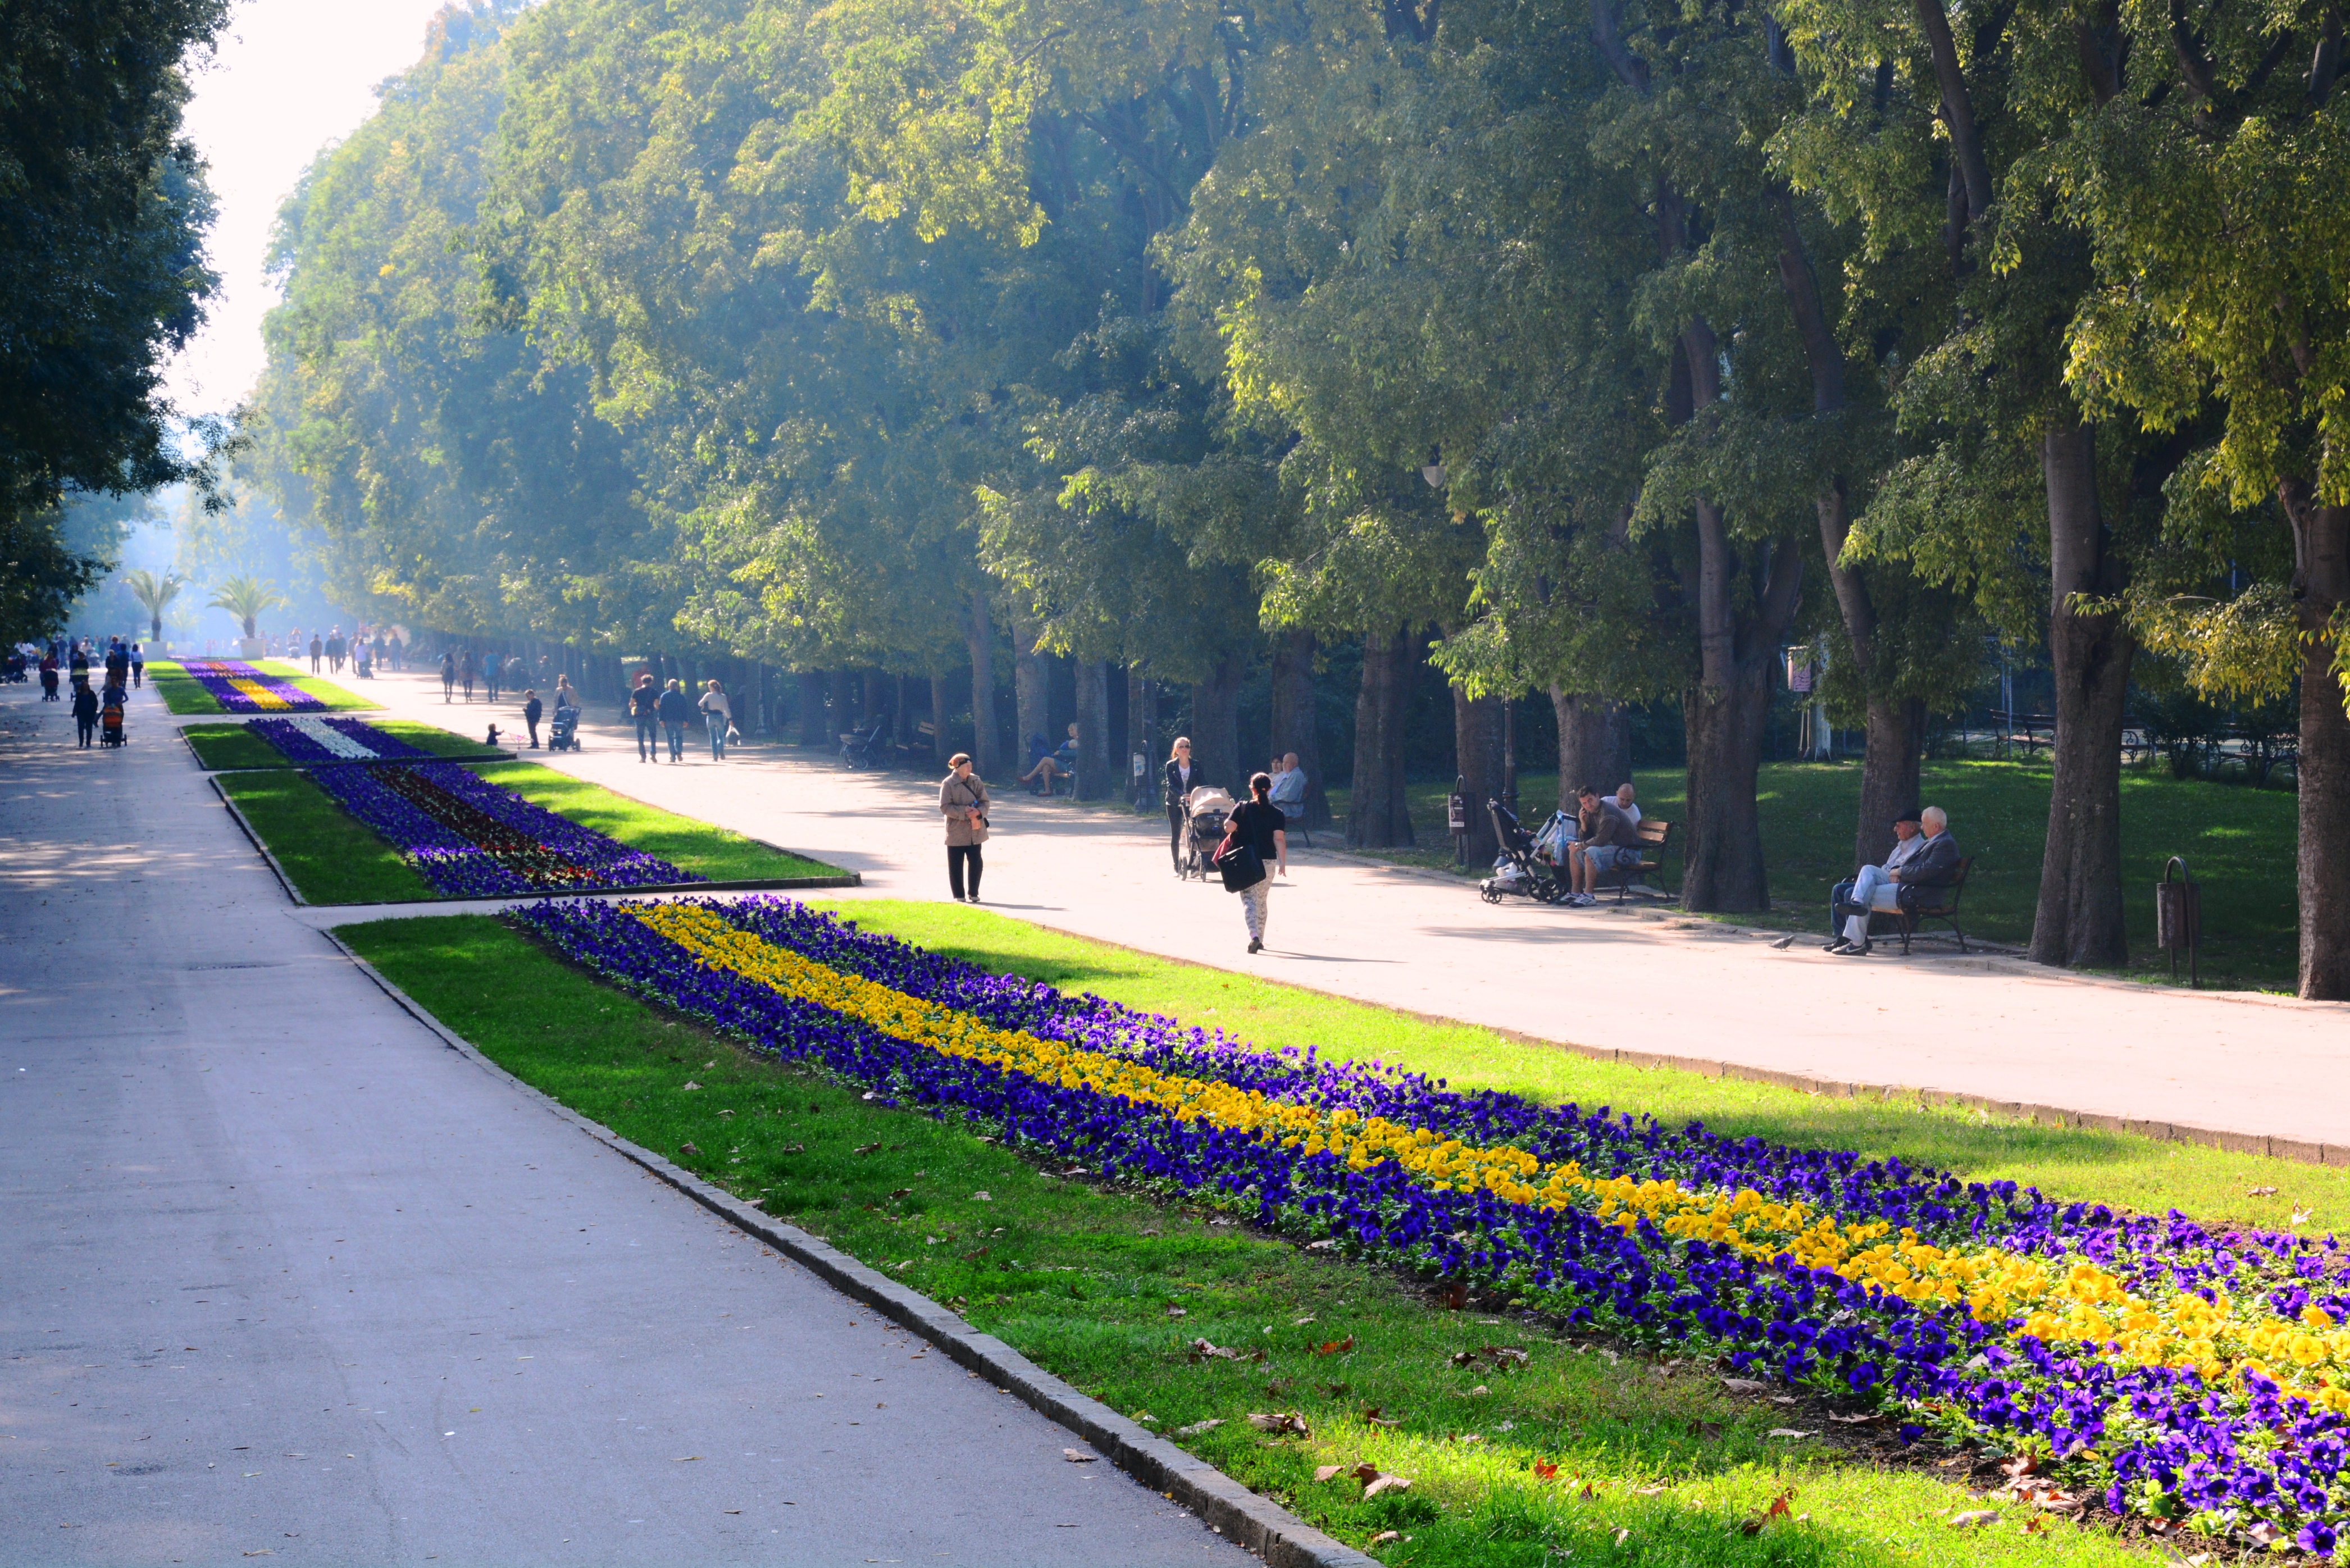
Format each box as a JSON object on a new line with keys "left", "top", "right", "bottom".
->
{"left": 217, "top": 761, "right": 844, "bottom": 903}
{"left": 343, "top": 910, "right": 2157, "bottom": 1568}
{"left": 147, "top": 659, "right": 381, "bottom": 714}
{"left": 182, "top": 719, "right": 505, "bottom": 770}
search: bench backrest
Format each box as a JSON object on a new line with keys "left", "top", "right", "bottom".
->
{"left": 1636, "top": 818, "right": 1672, "bottom": 852}
{"left": 1916, "top": 856, "right": 1973, "bottom": 913}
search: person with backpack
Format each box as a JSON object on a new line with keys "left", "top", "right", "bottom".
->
{"left": 1217, "top": 771, "right": 1289, "bottom": 954}
{"left": 655, "top": 678, "right": 693, "bottom": 762}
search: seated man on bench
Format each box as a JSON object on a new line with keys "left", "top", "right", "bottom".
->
{"left": 1829, "top": 805, "right": 1960, "bottom": 956}
{"left": 1565, "top": 783, "right": 1642, "bottom": 906}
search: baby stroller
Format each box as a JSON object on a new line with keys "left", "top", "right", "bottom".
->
{"left": 1479, "top": 799, "right": 1570, "bottom": 905}
{"left": 1179, "top": 785, "right": 1237, "bottom": 881}
{"left": 99, "top": 697, "right": 126, "bottom": 747}
{"left": 546, "top": 701, "right": 582, "bottom": 751}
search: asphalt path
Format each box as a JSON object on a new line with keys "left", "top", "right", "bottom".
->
{"left": 0, "top": 676, "right": 1249, "bottom": 1566}
{"left": 327, "top": 663, "right": 2350, "bottom": 1156}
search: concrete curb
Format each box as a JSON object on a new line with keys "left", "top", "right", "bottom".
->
{"left": 210, "top": 774, "right": 308, "bottom": 905}
{"left": 317, "top": 922, "right": 1377, "bottom": 1568}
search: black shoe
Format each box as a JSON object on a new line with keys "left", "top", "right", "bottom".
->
{"left": 1834, "top": 939, "right": 1871, "bottom": 957}
{"left": 1821, "top": 937, "right": 1847, "bottom": 951}
{"left": 1247, "top": 937, "right": 1263, "bottom": 954}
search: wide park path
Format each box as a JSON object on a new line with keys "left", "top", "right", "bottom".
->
{"left": 356, "top": 666, "right": 2349, "bottom": 1157}
{"left": 0, "top": 676, "right": 1249, "bottom": 1566}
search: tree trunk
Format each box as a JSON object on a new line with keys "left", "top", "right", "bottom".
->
{"left": 1551, "top": 688, "right": 1631, "bottom": 809}
{"left": 1347, "top": 628, "right": 1416, "bottom": 847}
{"left": 1452, "top": 688, "right": 1506, "bottom": 865}
{"left": 1682, "top": 660, "right": 1777, "bottom": 910}
{"left": 1075, "top": 659, "right": 1111, "bottom": 799}
{"left": 1855, "top": 695, "right": 1926, "bottom": 869}
{"left": 1269, "top": 628, "right": 1332, "bottom": 826}
{"left": 1189, "top": 653, "right": 1245, "bottom": 795}
{"left": 964, "top": 589, "right": 1003, "bottom": 779}
{"left": 798, "top": 671, "right": 829, "bottom": 746}
{"left": 2283, "top": 481, "right": 2350, "bottom": 999}
{"left": 2028, "top": 417, "right": 2133, "bottom": 969}
{"left": 1012, "top": 613, "right": 1048, "bottom": 768}
{"left": 1127, "top": 669, "right": 1158, "bottom": 806}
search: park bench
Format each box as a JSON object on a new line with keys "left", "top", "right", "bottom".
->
{"left": 838, "top": 719, "right": 888, "bottom": 768}
{"left": 1596, "top": 818, "right": 1674, "bottom": 904}
{"left": 1865, "top": 856, "right": 1975, "bottom": 954}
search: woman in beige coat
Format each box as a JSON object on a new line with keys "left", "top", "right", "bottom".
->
{"left": 940, "top": 753, "right": 990, "bottom": 902}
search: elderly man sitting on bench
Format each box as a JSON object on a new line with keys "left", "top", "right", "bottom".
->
{"left": 1828, "top": 805, "right": 1960, "bottom": 956}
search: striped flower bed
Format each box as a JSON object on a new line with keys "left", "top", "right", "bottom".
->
{"left": 180, "top": 659, "right": 327, "bottom": 713}
{"left": 511, "top": 894, "right": 2350, "bottom": 1553}
{"left": 251, "top": 716, "right": 430, "bottom": 765}
{"left": 312, "top": 761, "right": 698, "bottom": 897}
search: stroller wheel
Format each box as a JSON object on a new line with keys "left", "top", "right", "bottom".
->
{"left": 1479, "top": 884, "right": 1502, "bottom": 904}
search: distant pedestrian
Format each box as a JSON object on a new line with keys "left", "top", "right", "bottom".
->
{"left": 327, "top": 630, "right": 347, "bottom": 673}
{"left": 130, "top": 643, "right": 144, "bottom": 688}
{"left": 522, "top": 689, "right": 543, "bottom": 749}
{"left": 309, "top": 633, "right": 324, "bottom": 673}
{"left": 459, "top": 649, "right": 477, "bottom": 701}
{"left": 941, "top": 754, "right": 989, "bottom": 902}
{"left": 71, "top": 681, "right": 99, "bottom": 747}
{"left": 39, "top": 652, "right": 59, "bottom": 701}
{"left": 629, "top": 672, "right": 661, "bottom": 762}
{"left": 439, "top": 650, "right": 457, "bottom": 702}
{"left": 656, "top": 678, "right": 692, "bottom": 762}
{"left": 698, "top": 678, "right": 733, "bottom": 760}
{"left": 507, "top": 655, "right": 528, "bottom": 695}
{"left": 1219, "top": 771, "right": 1288, "bottom": 955}
{"left": 1163, "top": 736, "right": 1202, "bottom": 873}
{"left": 483, "top": 654, "right": 501, "bottom": 704}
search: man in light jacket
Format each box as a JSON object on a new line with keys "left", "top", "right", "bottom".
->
{"left": 1830, "top": 806, "right": 1961, "bottom": 956}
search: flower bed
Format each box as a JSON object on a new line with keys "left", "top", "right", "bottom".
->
{"left": 250, "top": 716, "right": 431, "bottom": 765}
{"left": 179, "top": 659, "right": 328, "bottom": 713}
{"left": 311, "top": 762, "right": 698, "bottom": 896}
{"left": 510, "top": 894, "right": 2350, "bottom": 1553}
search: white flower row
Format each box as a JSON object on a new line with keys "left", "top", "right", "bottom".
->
{"left": 289, "top": 715, "right": 380, "bottom": 760}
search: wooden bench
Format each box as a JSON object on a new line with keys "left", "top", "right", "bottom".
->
{"left": 1866, "top": 856, "right": 1975, "bottom": 953}
{"left": 1597, "top": 818, "right": 1674, "bottom": 903}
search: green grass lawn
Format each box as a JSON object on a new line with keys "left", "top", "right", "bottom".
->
{"left": 1328, "top": 760, "right": 2297, "bottom": 991}
{"left": 183, "top": 719, "right": 505, "bottom": 770}
{"left": 147, "top": 658, "right": 380, "bottom": 714}
{"left": 344, "top": 910, "right": 2164, "bottom": 1568}
{"left": 218, "top": 760, "right": 845, "bottom": 903}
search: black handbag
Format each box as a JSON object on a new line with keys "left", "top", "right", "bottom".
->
{"left": 1214, "top": 814, "right": 1267, "bottom": 892}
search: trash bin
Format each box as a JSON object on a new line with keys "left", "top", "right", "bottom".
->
{"left": 2155, "top": 856, "right": 2201, "bottom": 987}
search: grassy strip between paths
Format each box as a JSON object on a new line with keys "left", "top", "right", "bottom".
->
{"left": 147, "top": 659, "right": 380, "bottom": 714}
{"left": 183, "top": 719, "right": 505, "bottom": 771}
{"left": 216, "top": 760, "right": 843, "bottom": 903}
{"left": 346, "top": 910, "right": 2160, "bottom": 1568}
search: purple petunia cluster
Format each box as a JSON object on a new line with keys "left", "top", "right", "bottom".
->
{"left": 249, "top": 717, "right": 432, "bottom": 765}
{"left": 311, "top": 761, "right": 699, "bottom": 897}
{"left": 507, "top": 894, "right": 2350, "bottom": 1551}
{"left": 178, "top": 659, "right": 329, "bottom": 713}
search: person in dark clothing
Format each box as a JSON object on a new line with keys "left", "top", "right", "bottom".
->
{"left": 483, "top": 654, "right": 501, "bottom": 704}
{"left": 71, "top": 682, "right": 100, "bottom": 747}
{"left": 458, "top": 649, "right": 477, "bottom": 701}
{"left": 630, "top": 672, "right": 662, "bottom": 761}
{"left": 655, "top": 678, "right": 693, "bottom": 762}
{"left": 130, "top": 644, "right": 145, "bottom": 687}
{"left": 941, "top": 753, "right": 990, "bottom": 902}
{"left": 1222, "top": 772, "right": 1288, "bottom": 954}
{"left": 104, "top": 642, "right": 129, "bottom": 689}
{"left": 1162, "top": 737, "right": 1203, "bottom": 872}
{"left": 439, "top": 650, "right": 457, "bottom": 701}
{"left": 1832, "top": 806, "right": 1962, "bottom": 956}
{"left": 522, "top": 689, "right": 543, "bottom": 748}
{"left": 39, "top": 653, "right": 59, "bottom": 700}
{"left": 309, "top": 633, "right": 324, "bottom": 672}
{"left": 1566, "top": 783, "right": 1642, "bottom": 905}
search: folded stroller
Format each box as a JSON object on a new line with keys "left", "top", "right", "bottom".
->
{"left": 1479, "top": 799, "right": 1569, "bottom": 905}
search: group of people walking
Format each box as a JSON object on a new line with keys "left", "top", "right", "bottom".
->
{"left": 25, "top": 637, "right": 141, "bottom": 748}
{"left": 630, "top": 672, "right": 736, "bottom": 762}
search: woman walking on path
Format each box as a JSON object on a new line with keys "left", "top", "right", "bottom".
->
{"left": 70, "top": 681, "right": 101, "bottom": 747}
{"left": 698, "top": 678, "right": 733, "bottom": 760}
{"left": 522, "top": 689, "right": 543, "bottom": 749}
{"left": 656, "top": 678, "right": 693, "bottom": 762}
{"left": 941, "top": 753, "right": 990, "bottom": 902}
{"left": 1222, "top": 772, "right": 1288, "bottom": 954}
{"left": 459, "top": 649, "right": 477, "bottom": 701}
{"left": 439, "top": 650, "right": 457, "bottom": 701}
{"left": 1162, "top": 736, "right": 1202, "bottom": 873}
{"left": 130, "top": 644, "right": 144, "bottom": 688}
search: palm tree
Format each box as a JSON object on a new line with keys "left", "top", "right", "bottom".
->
{"left": 207, "top": 576, "right": 287, "bottom": 641}
{"left": 119, "top": 569, "right": 187, "bottom": 641}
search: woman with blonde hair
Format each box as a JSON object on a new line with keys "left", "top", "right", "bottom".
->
{"left": 1162, "top": 736, "right": 1203, "bottom": 873}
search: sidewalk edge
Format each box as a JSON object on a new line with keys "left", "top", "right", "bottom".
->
{"left": 209, "top": 775, "right": 307, "bottom": 906}
{"left": 316, "top": 922, "right": 1376, "bottom": 1568}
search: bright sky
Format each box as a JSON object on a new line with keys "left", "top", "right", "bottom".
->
{"left": 163, "top": 0, "right": 452, "bottom": 418}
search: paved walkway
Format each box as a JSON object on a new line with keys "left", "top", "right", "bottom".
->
{"left": 0, "top": 678, "right": 1247, "bottom": 1566}
{"left": 317, "top": 667, "right": 2349, "bottom": 1156}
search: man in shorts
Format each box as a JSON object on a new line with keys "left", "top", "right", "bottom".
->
{"left": 1565, "top": 784, "right": 1643, "bottom": 905}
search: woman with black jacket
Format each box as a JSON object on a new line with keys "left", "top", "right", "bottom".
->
{"left": 1162, "top": 737, "right": 1204, "bottom": 873}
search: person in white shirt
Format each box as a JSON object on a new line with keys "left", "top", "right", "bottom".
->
{"left": 1825, "top": 808, "right": 1927, "bottom": 952}
{"left": 1614, "top": 782, "right": 1641, "bottom": 824}
{"left": 1268, "top": 751, "right": 1307, "bottom": 809}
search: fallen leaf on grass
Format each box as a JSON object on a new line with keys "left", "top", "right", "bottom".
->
{"left": 1292, "top": 1315, "right": 1317, "bottom": 1327}
{"left": 678, "top": 1143, "right": 701, "bottom": 1157}
{"left": 1767, "top": 1429, "right": 1816, "bottom": 1440}
{"left": 1459, "top": 1433, "right": 1486, "bottom": 1445}
{"left": 1305, "top": 1239, "right": 1338, "bottom": 1251}
{"left": 2248, "top": 1185, "right": 2279, "bottom": 1196}
{"left": 1246, "top": 1411, "right": 1311, "bottom": 1437}
{"left": 1315, "top": 1336, "right": 1355, "bottom": 1356}
{"left": 1947, "top": 1510, "right": 2001, "bottom": 1528}
{"left": 1063, "top": 1450, "right": 1097, "bottom": 1464}
{"left": 1173, "top": 1419, "right": 1224, "bottom": 1438}
{"left": 681, "top": 1081, "right": 701, "bottom": 1091}
{"left": 1738, "top": 1488, "right": 1795, "bottom": 1534}
{"left": 1314, "top": 1464, "right": 1350, "bottom": 1483}
{"left": 1631, "top": 1484, "right": 1668, "bottom": 1497}
{"left": 1189, "top": 1338, "right": 1250, "bottom": 1362}
{"left": 1352, "top": 1461, "right": 1411, "bottom": 1498}
{"left": 1532, "top": 1461, "right": 1559, "bottom": 1481}
{"left": 1827, "top": 1412, "right": 1878, "bottom": 1424}
{"left": 887, "top": 1187, "right": 914, "bottom": 1200}
{"left": 1362, "top": 1407, "right": 1404, "bottom": 1428}
{"left": 971, "top": 1190, "right": 991, "bottom": 1201}
{"left": 853, "top": 1142, "right": 883, "bottom": 1156}
{"left": 1468, "top": 1384, "right": 1490, "bottom": 1397}
{"left": 1369, "top": 1532, "right": 1401, "bottom": 1546}
{"left": 1719, "top": 1377, "right": 1768, "bottom": 1395}
{"left": 1165, "top": 1305, "right": 1188, "bottom": 1318}
{"left": 1613, "top": 1528, "right": 1631, "bottom": 1546}
{"left": 780, "top": 1143, "right": 804, "bottom": 1154}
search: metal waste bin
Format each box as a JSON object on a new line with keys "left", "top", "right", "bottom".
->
{"left": 2155, "top": 855, "right": 2201, "bottom": 987}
